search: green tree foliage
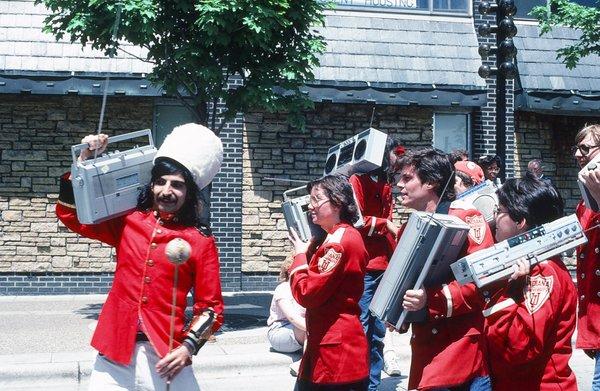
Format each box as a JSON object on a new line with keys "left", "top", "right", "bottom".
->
{"left": 36, "top": 0, "right": 328, "bottom": 132}
{"left": 532, "top": 0, "right": 600, "bottom": 69}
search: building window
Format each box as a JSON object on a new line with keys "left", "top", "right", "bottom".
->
{"left": 433, "top": 113, "right": 470, "bottom": 154}
{"left": 331, "top": 0, "right": 468, "bottom": 14}
{"left": 153, "top": 102, "right": 197, "bottom": 147}
{"left": 514, "top": 0, "right": 596, "bottom": 19}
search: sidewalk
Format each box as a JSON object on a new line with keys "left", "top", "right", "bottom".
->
{"left": 0, "top": 293, "right": 595, "bottom": 390}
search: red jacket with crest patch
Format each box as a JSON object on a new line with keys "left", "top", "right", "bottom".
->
{"left": 55, "top": 174, "right": 224, "bottom": 365}
{"left": 483, "top": 257, "right": 577, "bottom": 391}
{"left": 349, "top": 173, "right": 396, "bottom": 271}
{"left": 407, "top": 201, "right": 494, "bottom": 390}
{"left": 575, "top": 201, "right": 600, "bottom": 349}
{"left": 289, "top": 222, "right": 369, "bottom": 385}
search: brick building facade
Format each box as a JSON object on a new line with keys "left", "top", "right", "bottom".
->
{"left": 0, "top": 0, "right": 599, "bottom": 293}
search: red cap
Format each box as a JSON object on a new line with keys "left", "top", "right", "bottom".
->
{"left": 454, "top": 160, "right": 484, "bottom": 185}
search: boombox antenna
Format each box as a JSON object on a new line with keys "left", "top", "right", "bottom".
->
{"left": 93, "top": 5, "right": 123, "bottom": 159}
{"left": 369, "top": 106, "right": 376, "bottom": 128}
{"left": 264, "top": 177, "right": 309, "bottom": 185}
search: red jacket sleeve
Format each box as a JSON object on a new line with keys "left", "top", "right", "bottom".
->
{"left": 349, "top": 174, "right": 390, "bottom": 237}
{"left": 55, "top": 172, "right": 126, "bottom": 247}
{"left": 191, "top": 235, "right": 224, "bottom": 333}
{"left": 289, "top": 242, "right": 348, "bottom": 309}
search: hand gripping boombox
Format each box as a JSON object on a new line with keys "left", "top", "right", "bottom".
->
{"left": 369, "top": 212, "right": 470, "bottom": 328}
{"left": 578, "top": 153, "right": 600, "bottom": 212}
{"left": 451, "top": 214, "right": 587, "bottom": 288}
{"left": 456, "top": 180, "right": 498, "bottom": 223}
{"left": 70, "top": 129, "right": 157, "bottom": 224}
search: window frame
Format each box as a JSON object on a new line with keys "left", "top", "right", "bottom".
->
{"left": 432, "top": 112, "right": 472, "bottom": 156}
{"left": 330, "top": 0, "right": 472, "bottom": 16}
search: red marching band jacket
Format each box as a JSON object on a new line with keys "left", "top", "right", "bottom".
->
{"left": 55, "top": 174, "right": 224, "bottom": 365}
{"left": 408, "top": 201, "right": 495, "bottom": 390}
{"left": 482, "top": 257, "right": 577, "bottom": 391}
{"left": 289, "top": 222, "right": 369, "bottom": 385}
{"left": 576, "top": 201, "right": 600, "bottom": 350}
{"left": 349, "top": 174, "right": 396, "bottom": 271}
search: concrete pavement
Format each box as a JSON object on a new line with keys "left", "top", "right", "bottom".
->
{"left": 0, "top": 294, "right": 595, "bottom": 390}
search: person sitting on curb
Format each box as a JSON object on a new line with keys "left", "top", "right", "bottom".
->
{"left": 267, "top": 257, "right": 306, "bottom": 376}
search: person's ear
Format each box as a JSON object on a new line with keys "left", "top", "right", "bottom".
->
{"left": 516, "top": 218, "right": 528, "bottom": 232}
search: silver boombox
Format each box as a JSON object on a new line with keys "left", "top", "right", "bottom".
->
{"left": 281, "top": 186, "right": 326, "bottom": 243}
{"left": 451, "top": 214, "right": 587, "bottom": 288}
{"left": 70, "top": 129, "right": 157, "bottom": 224}
{"left": 323, "top": 127, "right": 388, "bottom": 176}
{"left": 456, "top": 180, "right": 498, "bottom": 223}
{"left": 369, "top": 212, "right": 470, "bottom": 328}
{"left": 578, "top": 154, "right": 600, "bottom": 212}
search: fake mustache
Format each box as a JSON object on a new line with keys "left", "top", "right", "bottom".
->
{"left": 158, "top": 195, "right": 177, "bottom": 203}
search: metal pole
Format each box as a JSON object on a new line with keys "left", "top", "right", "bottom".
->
{"left": 496, "top": 11, "right": 507, "bottom": 182}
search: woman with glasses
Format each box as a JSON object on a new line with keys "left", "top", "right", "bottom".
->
{"left": 288, "top": 174, "right": 369, "bottom": 391}
{"left": 573, "top": 124, "right": 600, "bottom": 391}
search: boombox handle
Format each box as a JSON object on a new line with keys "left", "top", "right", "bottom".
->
{"left": 71, "top": 129, "right": 155, "bottom": 165}
{"left": 283, "top": 185, "right": 309, "bottom": 202}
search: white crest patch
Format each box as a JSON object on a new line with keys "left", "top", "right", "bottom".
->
{"left": 524, "top": 275, "right": 554, "bottom": 314}
{"left": 317, "top": 248, "right": 342, "bottom": 273}
{"left": 465, "top": 214, "right": 486, "bottom": 245}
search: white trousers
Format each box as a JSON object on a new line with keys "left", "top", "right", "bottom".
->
{"left": 88, "top": 342, "right": 200, "bottom": 391}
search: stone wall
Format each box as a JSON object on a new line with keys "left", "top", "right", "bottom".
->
{"left": 514, "top": 111, "right": 600, "bottom": 213}
{"left": 241, "top": 103, "right": 434, "bottom": 277}
{"left": 0, "top": 95, "right": 154, "bottom": 273}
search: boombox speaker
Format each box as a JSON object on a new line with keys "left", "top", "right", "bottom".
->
{"left": 70, "top": 129, "right": 157, "bottom": 225}
{"left": 323, "top": 128, "right": 388, "bottom": 176}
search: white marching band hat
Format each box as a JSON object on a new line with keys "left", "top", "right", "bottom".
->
{"left": 154, "top": 123, "right": 223, "bottom": 190}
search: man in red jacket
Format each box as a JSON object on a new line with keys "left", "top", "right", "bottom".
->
{"left": 393, "top": 148, "right": 494, "bottom": 390}
{"left": 349, "top": 137, "right": 403, "bottom": 389}
{"left": 573, "top": 123, "right": 600, "bottom": 391}
{"left": 56, "top": 124, "right": 224, "bottom": 390}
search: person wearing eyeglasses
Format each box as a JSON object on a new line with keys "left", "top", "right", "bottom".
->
{"left": 484, "top": 174, "right": 577, "bottom": 390}
{"left": 391, "top": 148, "right": 495, "bottom": 391}
{"left": 288, "top": 174, "right": 369, "bottom": 391}
{"left": 573, "top": 124, "right": 600, "bottom": 391}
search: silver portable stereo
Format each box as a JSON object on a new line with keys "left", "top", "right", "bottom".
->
{"left": 456, "top": 180, "right": 498, "bottom": 223}
{"left": 70, "top": 129, "right": 157, "bottom": 225}
{"left": 323, "top": 127, "right": 388, "bottom": 176}
{"left": 451, "top": 214, "right": 587, "bottom": 288}
{"left": 369, "top": 212, "right": 470, "bottom": 328}
{"left": 578, "top": 154, "right": 600, "bottom": 212}
{"left": 281, "top": 185, "right": 326, "bottom": 243}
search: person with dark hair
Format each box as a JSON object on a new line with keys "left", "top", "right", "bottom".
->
{"left": 348, "top": 136, "right": 404, "bottom": 388}
{"left": 572, "top": 123, "right": 600, "bottom": 391}
{"left": 391, "top": 148, "right": 495, "bottom": 391}
{"left": 449, "top": 148, "right": 469, "bottom": 164}
{"left": 56, "top": 124, "right": 224, "bottom": 390}
{"left": 478, "top": 154, "right": 503, "bottom": 186}
{"left": 288, "top": 174, "right": 369, "bottom": 390}
{"left": 483, "top": 173, "right": 577, "bottom": 390}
